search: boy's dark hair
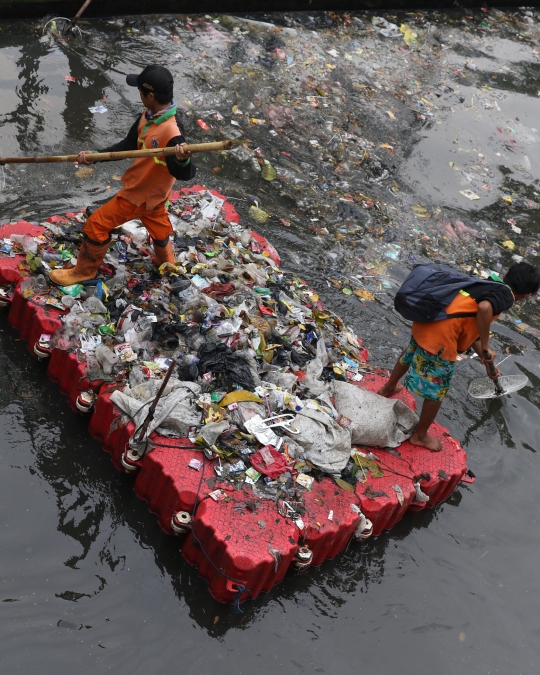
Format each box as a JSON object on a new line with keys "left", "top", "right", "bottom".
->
{"left": 504, "top": 262, "right": 540, "bottom": 295}
{"left": 141, "top": 85, "right": 173, "bottom": 105}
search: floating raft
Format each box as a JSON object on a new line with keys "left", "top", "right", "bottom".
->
{"left": 0, "top": 187, "right": 471, "bottom": 604}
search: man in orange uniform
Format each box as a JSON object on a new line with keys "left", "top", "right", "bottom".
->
{"left": 50, "top": 64, "right": 196, "bottom": 286}
{"left": 378, "top": 262, "right": 540, "bottom": 451}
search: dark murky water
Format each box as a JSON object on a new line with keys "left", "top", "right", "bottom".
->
{"left": 1, "top": 11, "right": 540, "bottom": 674}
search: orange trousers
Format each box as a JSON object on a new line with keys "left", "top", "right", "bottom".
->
{"left": 83, "top": 192, "right": 173, "bottom": 243}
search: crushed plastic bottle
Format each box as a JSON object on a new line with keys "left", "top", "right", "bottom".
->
{"left": 261, "top": 161, "right": 277, "bottom": 182}
{"left": 249, "top": 206, "right": 269, "bottom": 224}
{"left": 94, "top": 344, "right": 119, "bottom": 375}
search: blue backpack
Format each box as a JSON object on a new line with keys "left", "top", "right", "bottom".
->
{"left": 394, "top": 263, "right": 502, "bottom": 322}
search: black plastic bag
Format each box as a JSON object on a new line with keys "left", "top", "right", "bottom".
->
{"left": 290, "top": 348, "right": 311, "bottom": 366}
{"left": 177, "top": 363, "right": 199, "bottom": 382}
{"left": 198, "top": 342, "right": 256, "bottom": 390}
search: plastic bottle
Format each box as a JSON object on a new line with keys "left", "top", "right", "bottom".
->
{"left": 42, "top": 251, "right": 63, "bottom": 263}
{"left": 95, "top": 344, "right": 119, "bottom": 375}
{"left": 64, "top": 308, "right": 92, "bottom": 335}
{"left": 182, "top": 352, "right": 199, "bottom": 366}
{"left": 116, "top": 241, "right": 127, "bottom": 263}
{"left": 61, "top": 295, "right": 77, "bottom": 308}
{"left": 124, "top": 316, "right": 153, "bottom": 350}
{"left": 185, "top": 327, "right": 205, "bottom": 351}
{"left": 22, "top": 235, "right": 38, "bottom": 254}
{"left": 129, "top": 365, "right": 146, "bottom": 387}
{"left": 34, "top": 274, "right": 48, "bottom": 291}
{"left": 249, "top": 156, "right": 262, "bottom": 173}
{"left": 249, "top": 206, "right": 269, "bottom": 223}
{"left": 107, "top": 266, "right": 128, "bottom": 292}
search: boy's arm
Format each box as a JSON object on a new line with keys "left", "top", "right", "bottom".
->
{"left": 99, "top": 118, "right": 140, "bottom": 154}
{"left": 165, "top": 134, "right": 196, "bottom": 181}
{"left": 471, "top": 338, "right": 501, "bottom": 379}
{"left": 474, "top": 300, "right": 501, "bottom": 379}
{"left": 163, "top": 112, "right": 196, "bottom": 181}
{"left": 78, "top": 117, "right": 141, "bottom": 165}
{"left": 476, "top": 300, "right": 495, "bottom": 360}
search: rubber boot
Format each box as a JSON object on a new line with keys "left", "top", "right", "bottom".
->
{"left": 49, "top": 236, "right": 111, "bottom": 286}
{"left": 153, "top": 240, "right": 176, "bottom": 267}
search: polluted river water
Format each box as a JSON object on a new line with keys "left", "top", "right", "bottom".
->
{"left": 1, "top": 8, "right": 540, "bottom": 673}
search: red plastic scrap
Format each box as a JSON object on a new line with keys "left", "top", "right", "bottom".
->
{"left": 359, "top": 348, "right": 369, "bottom": 362}
{"left": 205, "top": 282, "right": 235, "bottom": 298}
{"left": 250, "top": 446, "right": 289, "bottom": 478}
{"left": 250, "top": 231, "right": 281, "bottom": 265}
{"left": 258, "top": 304, "right": 276, "bottom": 316}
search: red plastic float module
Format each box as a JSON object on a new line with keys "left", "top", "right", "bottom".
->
{"left": 0, "top": 187, "right": 470, "bottom": 604}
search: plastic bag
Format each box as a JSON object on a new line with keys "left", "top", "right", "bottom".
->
{"left": 83, "top": 296, "right": 107, "bottom": 314}
{"left": 119, "top": 220, "right": 148, "bottom": 246}
{"left": 61, "top": 306, "right": 92, "bottom": 336}
{"left": 249, "top": 206, "right": 269, "bottom": 224}
{"left": 199, "top": 420, "right": 230, "bottom": 446}
{"left": 198, "top": 342, "right": 257, "bottom": 390}
{"left": 301, "top": 338, "right": 329, "bottom": 396}
{"left": 264, "top": 370, "right": 298, "bottom": 391}
{"left": 228, "top": 401, "right": 267, "bottom": 427}
{"left": 19, "top": 278, "right": 37, "bottom": 300}
{"left": 230, "top": 144, "right": 253, "bottom": 163}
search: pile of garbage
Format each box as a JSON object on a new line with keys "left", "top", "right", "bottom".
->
{"left": 2, "top": 189, "right": 419, "bottom": 500}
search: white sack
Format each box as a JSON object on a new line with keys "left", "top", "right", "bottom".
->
{"left": 286, "top": 407, "right": 351, "bottom": 474}
{"left": 111, "top": 378, "right": 202, "bottom": 440}
{"left": 331, "top": 381, "right": 418, "bottom": 448}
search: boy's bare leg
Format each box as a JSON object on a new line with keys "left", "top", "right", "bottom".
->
{"left": 378, "top": 350, "right": 407, "bottom": 397}
{"left": 409, "top": 399, "right": 443, "bottom": 451}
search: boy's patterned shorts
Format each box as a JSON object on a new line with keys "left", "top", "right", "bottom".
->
{"left": 399, "top": 337, "right": 456, "bottom": 402}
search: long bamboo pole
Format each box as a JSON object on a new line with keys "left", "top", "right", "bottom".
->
{"left": 0, "top": 140, "right": 234, "bottom": 165}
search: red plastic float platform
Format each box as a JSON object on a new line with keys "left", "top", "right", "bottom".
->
{"left": 0, "top": 186, "right": 470, "bottom": 604}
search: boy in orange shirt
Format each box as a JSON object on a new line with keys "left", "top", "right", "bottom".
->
{"left": 379, "top": 262, "right": 540, "bottom": 450}
{"left": 50, "top": 64, "right": 195, "bottom": 286}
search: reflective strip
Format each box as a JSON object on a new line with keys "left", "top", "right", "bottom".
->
{"left": 153, "top": 157, "right": 167, "bottom": 166}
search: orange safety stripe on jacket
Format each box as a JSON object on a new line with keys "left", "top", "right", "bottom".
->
{"left": 411, "top": 291, "right": 501, "bottom": 362}
{"left": 120, "top": 113, "right": 180, "bottom": 210}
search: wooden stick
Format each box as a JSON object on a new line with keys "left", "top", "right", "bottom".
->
{"left": 64, "top": 0, "right": 92, "bottom": 32}
{"left": 134, "top": 359, "right": 177, "bottom": 444}
{"left": 0, "top": 140, "right": 234, "bottom": 165}
{"left": 72, "top": 0, "right": 93, "bottom": 22}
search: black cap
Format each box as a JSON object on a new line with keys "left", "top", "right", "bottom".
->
{"left": 126, "top": 65, "right": 173, "bottom": 94}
